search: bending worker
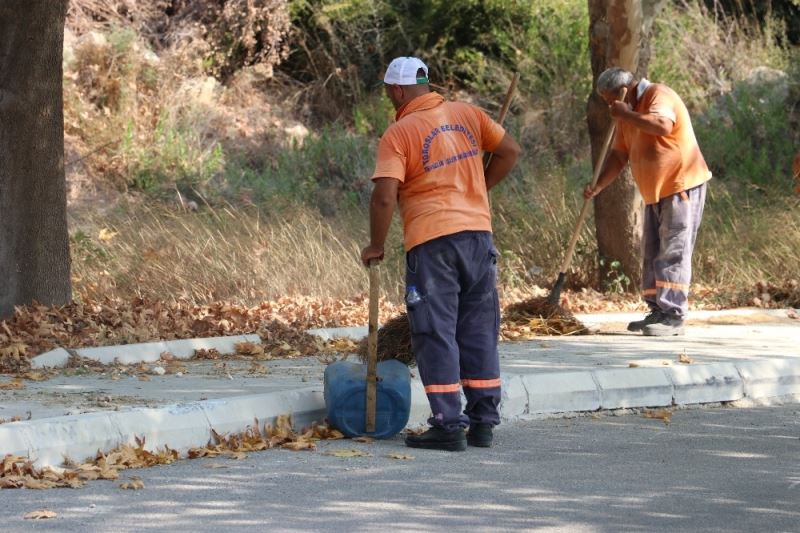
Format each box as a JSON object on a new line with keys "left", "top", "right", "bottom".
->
{"left": 584, "top": 67, "right": 711, "bottom": 336}
{"left": 360, "top": 57, "right": 520, "bottom": 451}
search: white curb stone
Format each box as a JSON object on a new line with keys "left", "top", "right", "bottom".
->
{"left": 737, "top": 359, "right": 800, "bottom": 399}
{"left": 75, "top": 341, "right": 169, "bottom": 365}
{"left": 0, "top": 424, "right": 32, "bottom": 460}
{"left": 62, "top": 334, "right": 262, "bottom": 367}
{"left": 523, "top": 371, "right": 600, "bottom": 414}
{"left": 594, "top": 368, "right": 673, "bottom": 409}
{"left": 200, "top": 389, "right": 326, "bottom": 436}
{"left": 165, "top": 335, "right": 261, "bottom": 359}
{"left": 0, "top": 390, "right": 329, "bottom": 468}
{"left": 6, "top": 412, "right": 122, "bottom": 467}
{"left": 499, "top": 374, "right": 528, "bottom": 419}
{"left": 109, "top": 403, "right": 212, "bottom": 452}
{"left": 30, "top": 348, "right": 71, "bottom": 369}
{"left": 307, "top": 326, "right": 368, "bottom": 341}
{"left": 668, "top": 363, "right": 744, "bottom": 405}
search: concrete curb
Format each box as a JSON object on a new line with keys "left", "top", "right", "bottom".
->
{"left": 307, "top": 326, "right": 368, "bottom": 341}
{"left": 31, "top": 334, "right": 262, "bottom": 369}
{"left": 2, "top": 388, "right": 326, "bottom": 467}
{"left": 4, "top": 358, "right": 799, "bottom": 467}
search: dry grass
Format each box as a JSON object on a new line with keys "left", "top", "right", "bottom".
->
{"left": 69, "top": 202, "right": 389, "bottom": 304}
{"left": 695, "top": 188, "right": 800, "bottom": 293}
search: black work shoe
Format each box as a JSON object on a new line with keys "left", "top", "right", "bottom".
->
{"left": 467, "top": 423, "right": 493, "bottom": 448}
{"left": 627, "top": 309, "right": 663, "bottom": 332}
{"left": 642, "top": 314, "right": 685, "bottom": 336}
{"left": 405, "top": 427, "right": 467, "bottom": 452}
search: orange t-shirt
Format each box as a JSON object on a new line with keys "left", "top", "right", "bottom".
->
{"left": 613, "top": 83, "right": 711, "bottom": 205}
{"left": 371, "top": 92, "right": 505, "bottom": 250}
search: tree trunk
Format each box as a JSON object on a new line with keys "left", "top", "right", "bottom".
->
{"left": 0, "top": 1, "right": 71, "bottom": 319}
{"left": 587, "top": 0, "right": 665, "bottom": 291}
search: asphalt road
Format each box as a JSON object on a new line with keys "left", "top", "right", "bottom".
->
{"left": 2, "top": 405, "right": 799, "bottom": 532}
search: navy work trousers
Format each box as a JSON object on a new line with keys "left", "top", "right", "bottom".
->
{"left": 405, "top": 231, "right": 501, "bottom": 432}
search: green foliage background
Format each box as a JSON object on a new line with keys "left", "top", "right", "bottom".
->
{"left": 64, "top": 0, "right": 800, "bottom": 303}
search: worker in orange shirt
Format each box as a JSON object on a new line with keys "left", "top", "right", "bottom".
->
{"left": 361, "top": 57, "right": 520, "bottom": 451}
{"left": 584, "top": 67, "right": 712, "bottom": 336}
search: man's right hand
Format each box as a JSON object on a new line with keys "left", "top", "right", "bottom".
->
{"left": 360, "top": 245, "right": 384, "bottom": 267}
{"left": 583, "top": 184, "right": 601, "bottom": 199}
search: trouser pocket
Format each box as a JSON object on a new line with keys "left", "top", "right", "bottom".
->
{"left": 406, "top": 296, "right": 433, "bottom": 334}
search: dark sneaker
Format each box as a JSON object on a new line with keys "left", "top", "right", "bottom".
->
{"left": 627, "top": 309, "right": 663, "bottom": 332}
{"left": 405, "top": 427, "right": 467, "bottom": 452}
{"left": 642, "top": 314, "right": 685, "bottom": 336}
{"left": 466, "top": 423, "right": 493, "bottom": 448}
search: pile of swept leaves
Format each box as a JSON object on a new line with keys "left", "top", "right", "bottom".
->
{"left": 354, "top": 293, "right": 593, "bottom": 366}
{"left": 0, "top": 296, "right": 404, "bottom": 373}
{"left": 743, "top": 280, "right": 800, "bottom": 308}
{"left": 3, "top": 282, "right": 794, "bottom": 373}
{"left": 1, "top": 415, "right": 341, "bottom": 490}
{"left": 501, "top": 296, "right": 589, "bottom": 339}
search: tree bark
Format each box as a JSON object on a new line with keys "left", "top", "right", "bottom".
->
{"left": 0, "top": 1, "right": 71, "bottom": 319}
{"left": 587, "top": 0, "right": 665, "bottom": 291}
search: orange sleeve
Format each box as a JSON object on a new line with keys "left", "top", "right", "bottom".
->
{"left": 371, "top": 128, "right": 408, "bottom": 182}
{"left": 645, "top": 87, "right": 677, "bottom": 123}
{"left": 476, "top": 107, "right": 506, "bottom": 152}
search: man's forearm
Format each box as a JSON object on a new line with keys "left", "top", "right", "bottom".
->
{"left": 617, "top": 110, "right": 672, "bottom": 136}
{"left": 485, "top": 134, "right": 521, "bottom": 190}
{"left": 485, "top": 153, "right": 516, "bottom": 190}
{"left": 369, "top": 195, "right": 395, "bottom": 248}
{"left": 594, "top": 151, "right": 628, "bottom": 193}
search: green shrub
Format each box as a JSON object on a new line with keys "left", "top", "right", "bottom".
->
{"left": 695, "top": 82, "right": 795, "bottom": 187}
{"left": 650, "top": 0, "right": 792, "bottom": 110}
{"left": 227, "top": 125, "right": 376, "bottom": 209}
{"left": 123, "top": 116, "right": 225, "bottom": 193}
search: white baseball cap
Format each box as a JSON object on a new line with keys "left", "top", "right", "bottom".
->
{"left": 383, "top": 57, "right": 429, "bottom": 85}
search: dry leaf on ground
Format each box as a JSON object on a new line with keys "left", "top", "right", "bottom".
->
{"left": 223, "top": 451, "right": 247, "bottom": 460}
{"left": 235, "top": 341, "right": 266, "bottom": 358}
{"left": 642, "top": 409, "right": 673, "bottom": 425}
{"left": 0, "top": 379, "right": 25, "bottom": 390}
{"left": 19, "top": 371, "right": 49, "bottom": 381}
{"left": 678, "top": 352, "right": 693, "bottom": 364}
{"left": 281, "top": 441, "right": 315, "bottom": 451}
{"left": 119, "top": 476, "right": 145, "bottom": 490}
{"left": 327, "top": 449, "right": 371, "bottom": 458}
{"left": 24, "top": 509, "right": 57, "bottom": 520}
{"left": 386, "top": 453, "right": 414, "bottom": 460}
{"left": 248, "top": 361, "right": 268, "bottom": 374}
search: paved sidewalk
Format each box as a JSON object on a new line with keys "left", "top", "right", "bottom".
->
{"left": 1, "top": 309, "right": 798, "bottom": 467}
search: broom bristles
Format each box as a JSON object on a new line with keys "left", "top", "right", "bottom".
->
{"left": 356, "top": 313, "right": 415, "bottom": 366}
{"left": 355, "top": 296, "right": 587, "bottom": 366}
{"left": 502, "top": 296, "right": 588, "bottom": 336}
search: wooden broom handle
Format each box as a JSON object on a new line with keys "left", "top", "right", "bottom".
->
{"left": 365, "top": 259, "right": 379, "bottom": 433}
{"left": 558, "top": 87, "right": 628, "bottom": 274}
{"left": 484, "top": 72, "right": 519, "bottom": 170}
